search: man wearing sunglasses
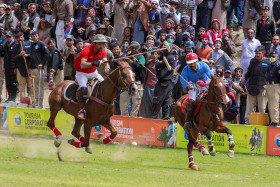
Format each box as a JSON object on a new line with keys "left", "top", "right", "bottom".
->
{"left": 102, "top": 17, "right": 113, "bottom": 36}
{"left": 239, "top": 28, "right": 261, "bottom": 76}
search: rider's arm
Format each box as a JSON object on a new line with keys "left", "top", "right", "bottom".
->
{"left": 101, "top": 58, "right": 110, "bottom": 73}
{"left": 205, "top": 78, "right": 211, "bottom": 85}
{"left": 80, "top": 58, "right": 93, "bottom": 69}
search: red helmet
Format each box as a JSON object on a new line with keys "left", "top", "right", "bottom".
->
{"left": 201, "top": 33, "right": 209, "bottom": 40}
{"left": 186, "top": 53, "right": 198, "bottom": 64}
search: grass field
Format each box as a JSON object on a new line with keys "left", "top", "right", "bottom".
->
{"left": 0, "top": 133, "right": 279, "bottom": 187}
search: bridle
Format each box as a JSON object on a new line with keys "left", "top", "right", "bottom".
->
{"left": 203, "top": 77, "right": 228, "bottom": 127}
{"left": 105, "top": 66, "right": 136, "bottom": 93}
{"left": 207, "top": 77, "right": 228, "bottom": 105}
{"left": 118, "top": 66, "right": 136, "bottom": 90}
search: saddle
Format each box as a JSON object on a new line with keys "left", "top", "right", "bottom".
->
{"left": 64, "top": 78, "right": 99, "bottom": 104}
{"left": 181, "top": 92, "right": 207, "bottom": 116}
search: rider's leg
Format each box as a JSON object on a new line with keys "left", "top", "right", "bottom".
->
{"left": 76, "top": 71, "right": 89, "bottom": 120}
{"left": 78, "top": 87, "right": 87, "bottom": 120}
{"left": 184, "top": 86, "right": 196, "bottom": 133}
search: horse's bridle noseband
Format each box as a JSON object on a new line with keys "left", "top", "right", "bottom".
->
{"left": 118, "top": 66, "right": 136, "bottom": 90}
{"left": 105, "top": 66, "right": 136, "bottom": 92}
{"left": 210, "top": 77, "right": 228, "bottom": 105}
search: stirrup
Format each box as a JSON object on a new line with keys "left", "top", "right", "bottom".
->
{"left": 77, "top": 109, "right": 86, "bottom": 120}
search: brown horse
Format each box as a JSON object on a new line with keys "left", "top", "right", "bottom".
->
{"left": 47, "top": 60, "right": 137, "bottom": 153}
{"left": 173, "top": 74, "right": 235, "bottom": 170}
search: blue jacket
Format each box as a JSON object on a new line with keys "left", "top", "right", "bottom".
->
{"left": 156, "top": 53, "right": 176, "bottom": 82}
{"left": 224, "top": 88, "right": 239, "bottom": 121}
{"left": 76, "top": 0, "right": 91, "bottom": 23}
{"left": 180, "top": 61, "right": 211, "bottom": 87}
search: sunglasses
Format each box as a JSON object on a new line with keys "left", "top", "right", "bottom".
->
{"left": 103, "top": 20, "right": 109, "bottom": 22}
{"left": 151, "top": 3, "right": 158, "bottom": 5}
{"left": 216, "top": 71, "right": 223, "bottom": 74}
{"left": 209, "top": 62, "right": 214, "bottom": 64}
{"left": 162, "top": 5, "right": 168, "bottom": 7}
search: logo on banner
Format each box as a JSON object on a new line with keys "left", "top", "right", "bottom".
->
{"left": 14, "top": 113, "right": 22, "bottom": 125}
{"left": 275, "top": 133, "right": 280, "bottom": 147}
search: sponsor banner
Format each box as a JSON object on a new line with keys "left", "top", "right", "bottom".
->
{"left": 175, "top": 123, "right": 188, "bottom": 149}
{"left": 91, "top": 116, "right": 170, "bottom": 147}
{"left": 176, "top": 124, "right": 267, "bottom": 155}
{"left": 266, "top": 127, "right": 280, "bottom": 156}
{"left": 8, "top": 107, "right": 74, "bottom": 136}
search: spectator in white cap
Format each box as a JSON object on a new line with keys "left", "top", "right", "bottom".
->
{"left": 12, "top": 3, "right": 22, "bottom": 22}
{"left": 0, "top": 4, "right": 6, "bottom": 24}
{"left": 180, "top": 15, "right": 195, "bottom": 41}
{"left": 149, "top": 0, "right": 161, "bottom": 24}
{"left": 160, "top": 2, "right": 172, "bottom": 28}
{"left": 208, "top": 38, "right": 234, "bottom": 74}
{"left": 4, "top": 6, "right": 18, "bottom": 33}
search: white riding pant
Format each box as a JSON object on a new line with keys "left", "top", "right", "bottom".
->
{"left": 188, "top": 82, "right": 208, "bottom": 101}
{"left": 76, "top": 71, "right": 104, "bottom": 88}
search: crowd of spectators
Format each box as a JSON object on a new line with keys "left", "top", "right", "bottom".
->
{"left": 0, "top": 0, "right": 279, "bottom": 126}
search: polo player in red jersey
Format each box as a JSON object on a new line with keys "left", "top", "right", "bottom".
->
{"left": 74, "top": 34, "right": 110, "bottom": 120}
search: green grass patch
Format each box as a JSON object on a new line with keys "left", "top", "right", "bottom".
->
{"left": 0, "top": 134, "right": 279, "bottom": 187}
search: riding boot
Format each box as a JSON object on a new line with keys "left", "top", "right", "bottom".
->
{"left": 184, "top": 99, "right": 196, "bottom": 133}
{"left": 77, "top": 87, "right": 87, "bottom": 120}
{"left": 78, "top": 102, "right": 86, "bottom": 120}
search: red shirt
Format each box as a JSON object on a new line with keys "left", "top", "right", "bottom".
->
{"left": 74, "top": 44, "right": 107, "bottom": 73}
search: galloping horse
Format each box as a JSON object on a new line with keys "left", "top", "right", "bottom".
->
{"left": 47, "top": 60, "right": 137, "bottom": 153}
{"left": 173, "top": 74, "right": 235, "bottom": 170}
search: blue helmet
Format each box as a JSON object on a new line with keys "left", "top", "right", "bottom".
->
{"left": 185, "top": 41, "right": 195, "bottom": 49}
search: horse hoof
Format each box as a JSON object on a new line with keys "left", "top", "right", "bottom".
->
{"left": 54, "top": 135, "right": 62, "bottom": 148}
{"left": 201, "top": 147, "right": 209, "bottom": 156}
{"left": 227, "top": 150, "right": 234, "bottom": 158}
{"left": 210, "top": 148, "right": 216, "bottom": 156}
{"left": 67, "top": 138, "right": 75, "bottom": 146}
{"left": 85, "top": 145, "right": 92, "bottom": 154}
{"left": 190, "top": 165, "right": 199, "bottom": 170}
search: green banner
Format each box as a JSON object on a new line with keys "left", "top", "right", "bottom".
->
{"left": 176, "top": 124, "right": 267, "bottom": 155}
{"left": 8, "top": 107, "right": 74, "bottom": 136}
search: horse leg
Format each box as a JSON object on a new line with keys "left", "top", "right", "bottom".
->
{"left": 204, "top": 129, "right": 216, "bottom": 156}
{"left": 216, "top": 126, "right": 235, "bottom": 158}
{"left": 71, "top": 117, "right": 85, "bottom": 142}
{"left": 193, "top": 140, "right": 209, "bottom": 156}
{"left": 102, "top": 120, "right": 117, "bottom": 144}
{"left": 68, "top": 120, "right": 93, "bottom": 154}
{"left": 187, "top": 129, "right": 200, "bottom": 170}
{"left": 47, "top": 107, "right": 62, "bottom": 148}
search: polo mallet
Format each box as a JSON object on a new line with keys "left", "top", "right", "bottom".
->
{"left": 104, "top": 43, "right": 172, "bottom": 63}
{"left": 163, "top": 56, "right": 190, "bottom": 85}
{"left": 19, "top": 41, "right": 29, "bottom": 77}
{"left": 38, "top": 69, "right": 42, "bottom": 107}
{"left": 20, "top": 41, "right": 33, "bottom": 102}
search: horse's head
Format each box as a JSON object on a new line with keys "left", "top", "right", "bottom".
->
{"left": 117, "top": 60, "right": 138, "bottom": 96}
{"left": 209, "top": 74, "right": 230, "bottom": 106}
